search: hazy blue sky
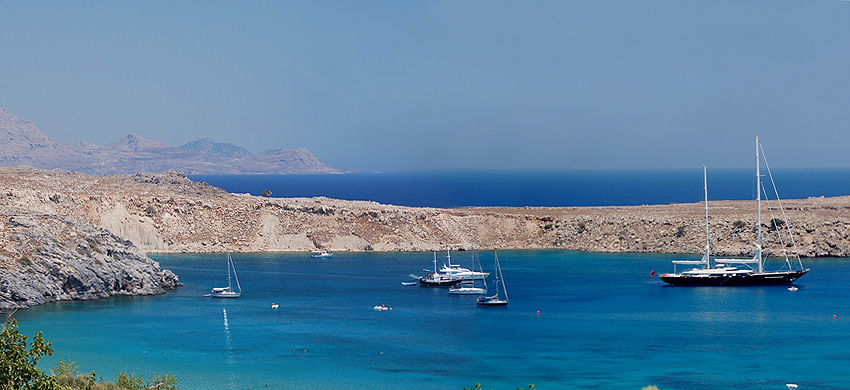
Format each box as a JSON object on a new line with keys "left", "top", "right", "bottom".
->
{"left": 2, "top": 1, "right": 849, "bottom": 172}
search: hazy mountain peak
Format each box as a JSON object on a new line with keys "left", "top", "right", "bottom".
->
{"left": 0, "top": 108, "right": 57, "bottom": 146}
{"left": 109, "top": 133, "right": 172, "bottom": 151}
{"left": 180, "top": 137, "right": 252, "bottom": 158}
{"left": 0, "top": 108, "right": 340, "bottom": 174}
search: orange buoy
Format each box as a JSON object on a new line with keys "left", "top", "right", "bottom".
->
{"left": 537, "top": 311, "right": 540, "bottom": 315}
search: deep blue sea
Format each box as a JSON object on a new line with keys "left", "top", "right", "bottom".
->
{"left": 191, "top": 168, "right": 850, "bottom": 208}
{"left": 14, "top": 251, "right": 850, "bottom": 390}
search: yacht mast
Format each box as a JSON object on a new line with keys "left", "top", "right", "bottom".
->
{"left": 703, "top": 166, "right": 711, "bottom": 268}
{"left": 756, "top": 135, "right": 764, "bottom": 274}
{"left": 227, "top": 253, "right": 233, "bottom": 291}
{"left": 433, "top": 251, "right": 438, "bottom": 273}
{"left": 230, "top": 253, "right": 242, "bottom": 293}
{"left": 497, "top": 253, "right": 508, "bottom": 301}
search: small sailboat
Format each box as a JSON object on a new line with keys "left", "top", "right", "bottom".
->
{"left": 477, "top": 252, "right": 508, "bottom": 306}
{"left": 210, "top": 252, "right": 242, "bottom": 298}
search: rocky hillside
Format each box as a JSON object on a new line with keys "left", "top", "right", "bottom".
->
{"left": 0, "top": 108, "right": 340, "bottom": 175}
{"left": 2, "top": 166, "right": 850, "bottom": 257}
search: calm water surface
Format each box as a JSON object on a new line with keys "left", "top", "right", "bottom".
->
{"left": 14, "top": 251, "right": 850, "bottom": 390}
{"left": 191, "top": 168, "right": 850, "bottom": 208}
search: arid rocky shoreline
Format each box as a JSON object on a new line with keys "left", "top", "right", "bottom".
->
{"left": 2, "top": 166, "right": 849, "bottom": 308}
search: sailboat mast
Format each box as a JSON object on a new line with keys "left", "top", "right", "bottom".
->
{"left": 493, "top": 254, "right": 499, "bottom": 296}
{"left": 433, "top": 251, "right": 438, "bottom": 273}
{"left": 703, "top": 166, "right": 711, "bottom": 269}
{"left": 477, "top": 246, "right": 487, "bottom": 289}
{"left": 497, "top": 253, "right": 507, "bottom": 301}
{"left": 226, "top": 253, "right": 233, "bottom": 290}
{"left": 230, "top": 253, "right": 242, "bottom": 292}
{"left": 756, "top": 135, "right": 764, "bottom": 274}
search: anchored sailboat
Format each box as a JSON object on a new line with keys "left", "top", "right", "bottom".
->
{"left": 477, "top": 252, "right": 508, "bottom": 306}
{"left": 210, "top": 252, "right": 242, "bottom": 298}
{"left": 660, "top": 136, "right": 809, "bottom": 286}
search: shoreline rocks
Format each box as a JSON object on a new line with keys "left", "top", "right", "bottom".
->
{"left": 0, "top": 211, "right": 180, "bottom": 309}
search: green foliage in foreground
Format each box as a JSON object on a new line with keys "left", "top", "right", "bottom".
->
{"left": 0, "top": 318, "right": 57, "bottom": 390}
{"left": 52, "top": 361, "right": 177, "bottom": 390}
{"left": 0, "top": 317, "right": 178, "bottom": 390}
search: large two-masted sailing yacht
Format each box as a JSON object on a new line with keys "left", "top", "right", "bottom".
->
{"left": 659, "top": 136, "right": 809, "bottom": 286}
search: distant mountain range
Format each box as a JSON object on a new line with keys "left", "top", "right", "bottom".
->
{"left": 0, "top": 108, "right": 341, "bottom": 174}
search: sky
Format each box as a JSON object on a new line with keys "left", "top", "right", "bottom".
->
{"left": 1, "top": 1, "right": 849, "bottom": 172}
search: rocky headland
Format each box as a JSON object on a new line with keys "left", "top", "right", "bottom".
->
{"left": 3, "top": 166, "right": 850, "bottom": 308}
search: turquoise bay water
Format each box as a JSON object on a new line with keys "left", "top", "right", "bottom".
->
{"left": 14, "top": 251, "right": 850, "bottom": 389}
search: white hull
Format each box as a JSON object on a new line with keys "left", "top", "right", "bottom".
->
{"left": 449, "top": 286, "right": 487, "bottom": 295}
{"left": 439, "top": 249, "right": 489, "bottom": 280}
{"left": 311, "top": 251, "right": 333, "bottom": 258}
{"left": 439, "top": 269, "right": 489, "bottom": 280}
{"left": 211, "top": 291, "right": 242, "bottom": 298}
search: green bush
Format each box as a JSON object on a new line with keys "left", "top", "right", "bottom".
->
{"left": 0, "top": 317, "right": 178, "bottom": 390}
{"left": 0, "top": 317, "right": 59, "bottom": 390}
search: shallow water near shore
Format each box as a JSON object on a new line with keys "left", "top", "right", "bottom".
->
{"left": 14, "top": 251, "right": 850, "bottom": 389}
